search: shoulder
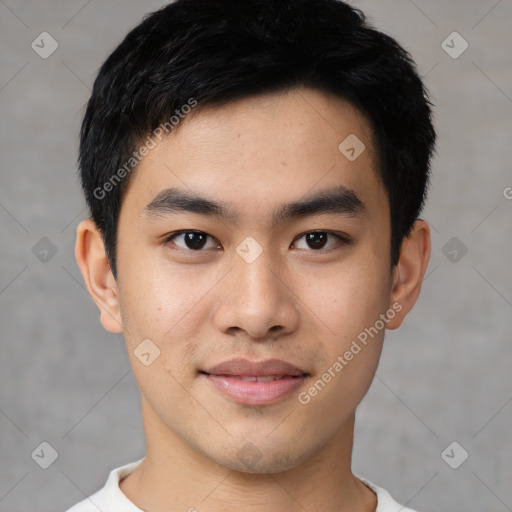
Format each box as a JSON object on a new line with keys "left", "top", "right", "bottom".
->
{"left": 357, "top": 476, "right": 420, "bottom": 512}
{"left": 64, "top": 459, "right": 145, "bottom": 512}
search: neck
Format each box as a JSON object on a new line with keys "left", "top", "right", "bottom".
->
{"left": 120, "top": 397, "right": 376, "bottom": 512}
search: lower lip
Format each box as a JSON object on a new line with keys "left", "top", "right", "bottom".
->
{"left": 204, "top": 374, "right": 307, "bottom": 406}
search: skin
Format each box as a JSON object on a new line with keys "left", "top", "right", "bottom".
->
{"left": 75, "top": 87, "right": 431, "bottom": 512}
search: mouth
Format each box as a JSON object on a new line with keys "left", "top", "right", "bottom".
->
{"left": 200, "top": 358, "right": 310, "bottom": 406}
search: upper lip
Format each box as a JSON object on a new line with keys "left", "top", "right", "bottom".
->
{"left": 203, "top": 358, "right": 308, "bottom": 377}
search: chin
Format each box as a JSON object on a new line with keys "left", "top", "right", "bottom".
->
{"left": 209, "top": 438, "right": 313, "bottom": 475}
{"left": 222, "top": 454, "right": 300, "bottom": 475}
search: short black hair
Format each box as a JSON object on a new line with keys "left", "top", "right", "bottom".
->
{"left": 79, "top": 0, "right": 436, "bottom": 280}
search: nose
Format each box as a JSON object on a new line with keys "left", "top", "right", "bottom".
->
{"left": 213, "top": 243, "right": 300, "bottom": 340}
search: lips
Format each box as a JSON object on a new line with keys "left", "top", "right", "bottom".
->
{"left": 201, "top": 358, "right": 309, "bottom": 406}
{"left": 204, "top": 357, "right": 307, "bottom": 377}
{"left": 231, "top": 375, "right": 292, "bottom": 382}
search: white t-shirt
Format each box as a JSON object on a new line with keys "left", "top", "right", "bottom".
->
{"left": 65, "top": 459, "right": 418, "bottom": 512}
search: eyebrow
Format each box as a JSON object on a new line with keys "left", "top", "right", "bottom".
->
{"left": 142, "top": 185, "right": 365, "bottom": 226}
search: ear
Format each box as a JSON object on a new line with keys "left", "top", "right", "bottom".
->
{"left": 75, "top": 219, "right": 123, "bottom": 334}
{"left": 386, "top": 219, "right": 431, "bottom": 330}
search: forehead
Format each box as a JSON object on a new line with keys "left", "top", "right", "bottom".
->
{"left": 120, "top": 87, "right": 386, "bottom": 223}
{"left": 166, "top": 87, "right": 377, "bottom": 170}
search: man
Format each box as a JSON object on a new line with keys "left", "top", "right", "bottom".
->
{"left": 67, "top": 0, "right": 436, "bottom": 510}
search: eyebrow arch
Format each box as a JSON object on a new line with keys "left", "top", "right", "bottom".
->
{"left": 142, "top": 185, "right": 365, "bottom": 226}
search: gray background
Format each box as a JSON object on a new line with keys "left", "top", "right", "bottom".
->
{"left": 0, "top": 1, "right": 511, "bottom": 511}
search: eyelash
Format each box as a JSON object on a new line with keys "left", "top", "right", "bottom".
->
{"left": 163, "top": 230, "right": 352, "bottom": 254}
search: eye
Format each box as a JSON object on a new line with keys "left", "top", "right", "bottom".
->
{"left": 292, "top": 231, "right": 349, "bottom": 251}
{"left": 165, "top": 231, "right": 220, "bottom": 251}
{"left": 164, "top": 230, "right": 350, "bottom": 253}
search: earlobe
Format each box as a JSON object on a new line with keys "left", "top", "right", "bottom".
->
{"left": 386, "top": 219, "right": 431, "bottom": 330}
{"left": 75, "top": 219, "right": 124, "bottom": 334}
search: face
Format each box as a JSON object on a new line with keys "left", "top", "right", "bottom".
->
{"left": 112, "top": 87, "right": 396, "bottom": 473}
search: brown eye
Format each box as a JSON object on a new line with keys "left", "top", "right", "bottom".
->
{"left": 293, "top": 231, "right": 349, "bottom": 251}
{"left": 167, "top": 231, "right": 219, "bottom": 251}
{"left": 305, "top": 232, "right": 328, "bottom": 249}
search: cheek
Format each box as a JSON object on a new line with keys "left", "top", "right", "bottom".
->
{"left": 295, "top": 263, "right": 389, "bottom": 419}
{"left": 116, "top": 264, "right": 206, "bottom": 406}
{"left": 119, "top": 244, "right": 184, "bottom": 324}
{"left": 117, "top": 255, "right": 223, "bottom": 364}
{"left": 303, "top": 258, "right": 390, "bottom": 343}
